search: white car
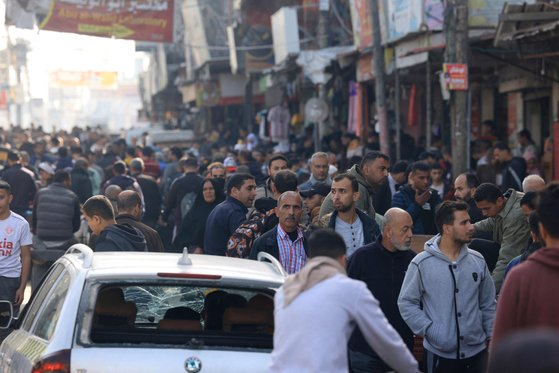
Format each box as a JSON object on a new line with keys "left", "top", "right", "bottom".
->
{"left": 0, "top": 245, "right": 286, "bottom": 373}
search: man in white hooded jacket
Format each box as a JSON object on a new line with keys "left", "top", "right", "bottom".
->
{"left": 398, "top": 201, "right": 496, "bottom": 373}
{"left": 271, "top": 228, "right": 418, "bottom": 373}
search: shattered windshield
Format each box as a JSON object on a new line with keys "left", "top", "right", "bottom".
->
{"left": 87, "top": 283, "right": 275, "bottom": 349}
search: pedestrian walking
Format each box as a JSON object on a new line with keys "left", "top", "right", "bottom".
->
{"left": 271, "top": 228, "right": 418, "bottom": 373}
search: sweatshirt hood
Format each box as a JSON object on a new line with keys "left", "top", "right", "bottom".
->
{"left": 424, "top": 234, "right": 469, "bottom": 263}
{"left": 527, "top": 247, "right": 559, "bottom": 270}
{"left": 348, "top": 164, "right": 374, "bottom": 194}
{"left": 102, "top": 224, "right": 146, "bottom": 251}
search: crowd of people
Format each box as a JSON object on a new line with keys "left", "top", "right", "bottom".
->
{"left": 0, "top": 122, "right": 557, "bottom": 372}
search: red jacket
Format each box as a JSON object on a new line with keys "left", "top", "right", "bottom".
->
{"left": 492, "top": 247, "right": 559, "bottom": 345}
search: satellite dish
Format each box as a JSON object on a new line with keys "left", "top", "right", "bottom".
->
{"left": 305, "top": 98, "right": 329, "bottom": 123}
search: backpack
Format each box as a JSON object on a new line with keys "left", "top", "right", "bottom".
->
{"left": 226, "top": 211, "right": 266, "bottom": 258}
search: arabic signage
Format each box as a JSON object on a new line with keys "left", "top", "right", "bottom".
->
{"left": 443, "top": 63, "right": 468, "bottom": 91}
{"left": 38, "top": 0, "right": 175, "bottom": 43}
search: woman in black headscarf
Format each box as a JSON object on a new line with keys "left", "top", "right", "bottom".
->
{"left": 171, "top": 177, "right": 225, "bottom": 253}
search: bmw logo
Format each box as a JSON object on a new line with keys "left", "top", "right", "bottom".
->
{"left": 185, "top": 356, "right": 202, "bottom": 373}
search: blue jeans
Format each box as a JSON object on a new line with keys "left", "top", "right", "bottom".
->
{"left": 349, "top": 349, "right": 393, "bottom": 373}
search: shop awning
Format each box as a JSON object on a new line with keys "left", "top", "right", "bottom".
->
{"left": 495, "top": 2, "right": 559, "bottom": 48}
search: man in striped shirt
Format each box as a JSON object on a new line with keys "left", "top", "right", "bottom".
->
{"left": 250, "top": 191, "right": 309, "bottom": 273}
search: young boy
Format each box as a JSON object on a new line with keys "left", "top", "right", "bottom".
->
{"left": 0, "top": 180, "right": 32, "bottom": 340}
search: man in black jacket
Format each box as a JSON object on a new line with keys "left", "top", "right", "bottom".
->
{"left": 160, "top": 157, "right": 204, "bottom": 230}
{"left": 130, "top": 157, "right": 161, "bottom": 228}
{"left": 250, "top": 191, "right": 309, "bottom": 273}
{"left": 347, "top": 207, "right": 416, "bottom": 372}
{"left": 83, "top": 195, "right": 147, "bottom": 252}
{"left": 31, "top": 170, "right": 80, "bottom": 289}
{"left": 116, "top": 190, "right": 164, "bottom": 252}
{"left": 70, "top": 158, "right": 93, "bottom": 204}
{"left": 493, "top": 141, "right": 527, "bottom": 192}
{"left": 1, "top": 150, "right": 36, "bottom": 217}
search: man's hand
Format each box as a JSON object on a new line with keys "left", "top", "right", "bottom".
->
{"left": 157, "top": 216, "right": 167, "bottom": 227}
{"left": 14, "top": 287, "right": 25, "bottom": 307}
{"left": 414, "top": 189, "right": 431, "bottom": 206}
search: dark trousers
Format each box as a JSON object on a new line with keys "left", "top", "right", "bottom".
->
{"left": 0, "top": 276, "right": 20, "bottom": 343}
{"left": 424, "top": 349, "right": 487, "bottom": 373}
{"left": 349, "top": 349, "right": 392, "bottom": 373}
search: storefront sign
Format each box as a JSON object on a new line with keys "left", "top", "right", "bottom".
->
{"left": 443, "top": 63, "right": 468, "bottom": 91}
{"left": 349, "top": 0, "right": 373, "bottom": 50}
{"left": 39, "top": 0, "right": 175, "bottom": 42}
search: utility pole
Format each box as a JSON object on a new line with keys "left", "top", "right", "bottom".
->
{"left": 371, "top": 0, "right": 389, "bottom": 156}
{"left": 444, "top": 0, "right": 469, "bottom": 175}
{"left": 315, "top": 2, "right": 329, "bottom": 152}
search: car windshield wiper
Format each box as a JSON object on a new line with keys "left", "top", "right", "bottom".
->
{"left": 185, "top": 337, "right": 205, "bottom": 349}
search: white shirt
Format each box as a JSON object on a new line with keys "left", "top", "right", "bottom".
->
{"left": 388, "top": 174, "right": 398, "bottom": 196}
{"left": 336, "top": 215, "right": 364, "bottom": 257}
{"left": 271, "top": 274, "right": 419, "bottom": 373}
{"left": 0, "top": 212, "right": 33, "bottom": 278}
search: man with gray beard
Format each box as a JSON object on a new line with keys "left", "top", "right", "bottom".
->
{"left": 347, "top": 208, "right": 416, "bottom": 373}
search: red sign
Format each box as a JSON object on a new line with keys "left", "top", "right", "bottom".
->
{"left": 443, "top": 63, "right": 468, "bottom": 91}
{"left": 38, "top": 0, "right": 174, "bottom": 43}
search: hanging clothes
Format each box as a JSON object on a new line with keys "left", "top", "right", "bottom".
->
{"left": 268, "top": 104, "right": 290, "bottom": 143}
{"left": 347, "top": 81, "right": 362, "bottom": 136}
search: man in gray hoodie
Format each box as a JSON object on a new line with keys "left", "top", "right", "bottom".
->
{"left": 398, "top": 201, "right": 496, "bottom": 373}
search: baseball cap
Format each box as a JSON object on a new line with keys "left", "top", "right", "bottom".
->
{"left": 299, "top": 183, "right": 331, "bottom": 198}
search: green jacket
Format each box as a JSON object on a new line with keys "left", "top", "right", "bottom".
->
{"left": 474, "top": 189, "right": 530, "bottom": 293}
{"left": 318, "top": 164, "right": 384, "bottom": 229}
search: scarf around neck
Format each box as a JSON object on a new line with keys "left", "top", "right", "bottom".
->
{"left": 282, "top": 256, "right": 346, "bottom": 307}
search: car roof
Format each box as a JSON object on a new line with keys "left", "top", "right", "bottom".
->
{"left": 63, "top": 252, "right": 286, "bottom": 286}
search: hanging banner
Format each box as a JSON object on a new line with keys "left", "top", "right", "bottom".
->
{"left": 443, "top": 63, "right": 469, "bottom": 91}
{"left": 38, "top": 0, "right": 175, "bottom": 43}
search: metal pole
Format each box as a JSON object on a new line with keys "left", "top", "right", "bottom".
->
{"left": 371, "top": 0, "right": 390, "bottom": 156}
{"left": 444, "top": 0, "right": 469, "bottom": 176}
{"left": 426, "top": 56, "right": 432, "bottom": 149}
{"left": 395, "top": 65, "right": 401, "bottom": 161}
{"left": 315, "top": 8, "right": 329, "bottom": 153}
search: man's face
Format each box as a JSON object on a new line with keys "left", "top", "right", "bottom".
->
{"left": 210, "top": 167, "right": 226, "bottom": 179}
{"left": 392, "top": 172, "right": 406, "bottom": 185}
{"left": 331, "top": 178, "right": 358, "bottom": 213}
{"left": 446, "top": 210, "right": 474, "bottom": 245}
{"left": 276, "top": 193, "right": 303, "bottom": 232}
{"left": 431, "top": 168, "right": 443, "bottom": 183}
{"left": 304, "top": 194, "right": 323, "bottom": 211}
{"left": 252, "top": 151, "right": 264, "bottom": 163}
{"left": 493, "top": 148, "right": 510, "bottom": 164}
{"left": 0, "top": 189, "right": 13, "bottom": 215}
{"left": 521, "top": 204, "right": 533, "bottom": 220}
{"left": 268, "top": 159, "right": 288, "bottom": 179}
{"left": 363, "top": 158, "right": 390, "bottom": 186}
{"left": 84, "top": 213, "right": 102, "bottom": 236}
{"left": 310, "top": 157, "right": 329, "bottom": 181}
{"left": 475, "top": 198, "right": 505, "bottom": 218}
{"left": 411, "top": 170, "right": 431, "bottom": 193}
{"left": 454, "top": 175, "right": 473, "bottom": 202}
{"left": 232, "top": 179, "right": 257, "bottom": 208}
{"left": 386, "top": 214, "right": 413, "bottom": 251}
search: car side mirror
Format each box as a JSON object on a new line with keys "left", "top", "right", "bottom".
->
{"left": 0, "top": 300, "right": 13, "bottom": 329}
